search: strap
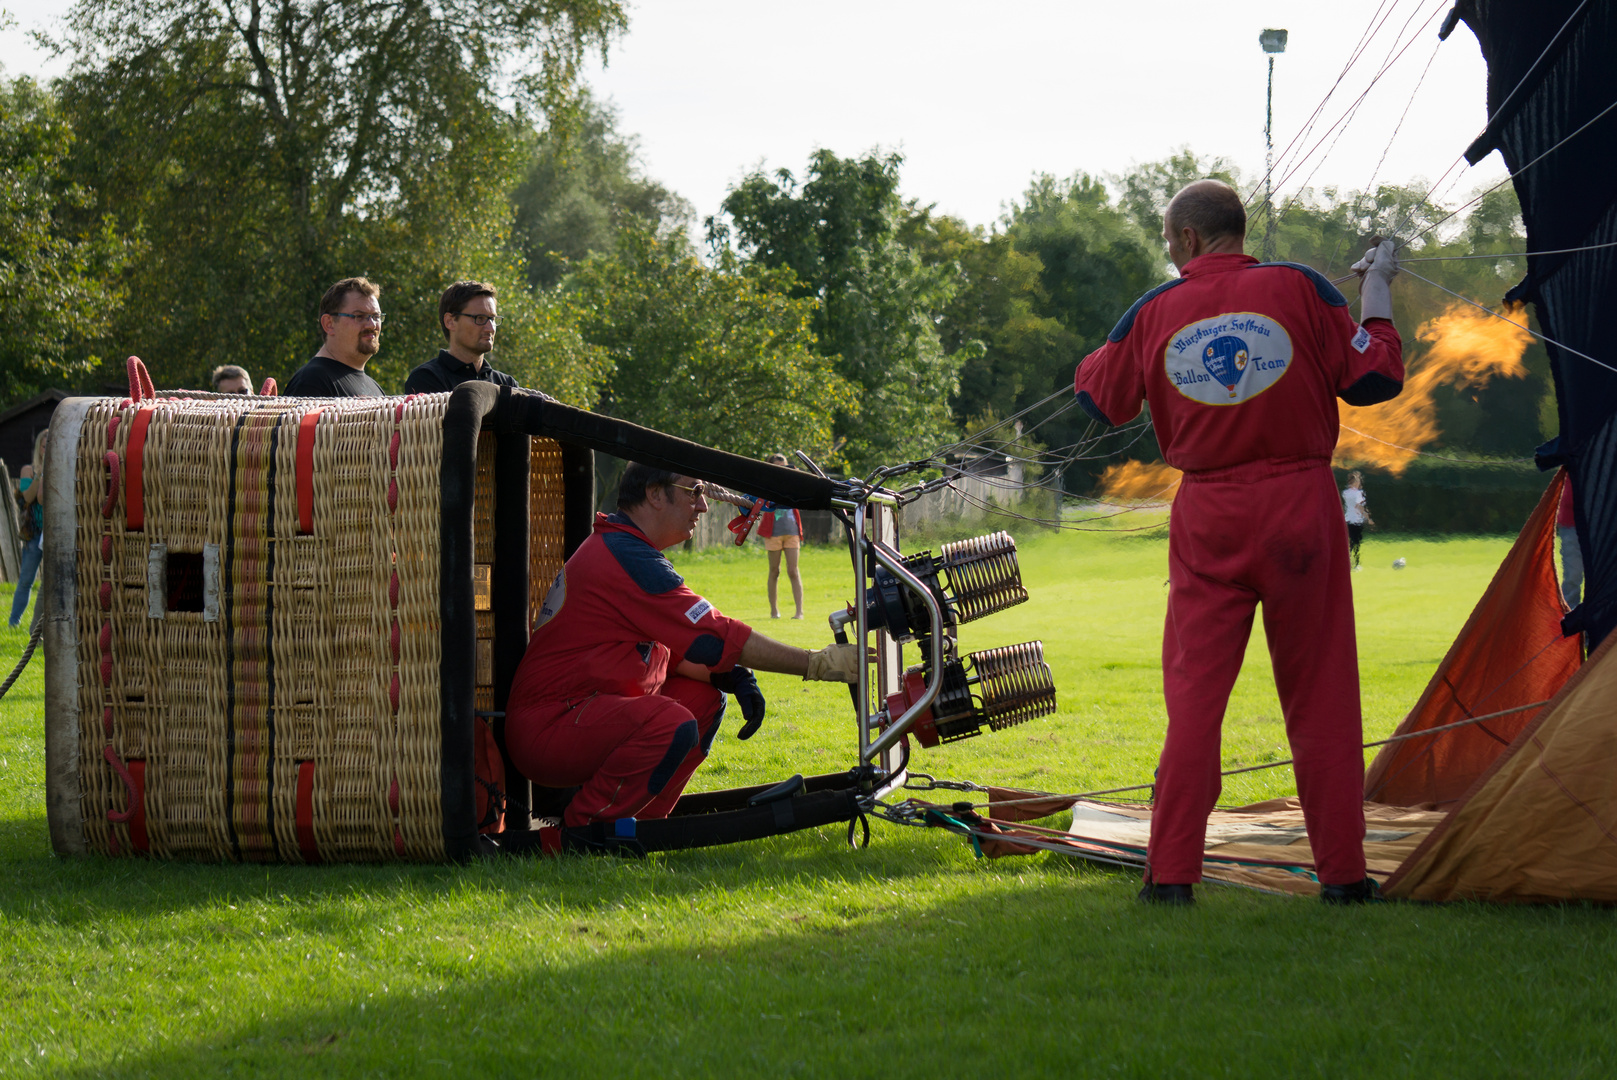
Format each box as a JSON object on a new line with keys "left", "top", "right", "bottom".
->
{"left": 124, "top": 407, "right": 154, "bottom": 531}
{"left": 296, "top": 410, "right": 322, "bottom": 534}
{"left": 295, "top": 761, "right": 321, "bottom": 863}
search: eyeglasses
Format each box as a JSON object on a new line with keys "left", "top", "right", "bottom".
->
{"left": 331, "top": 311, "right": 385, "bottom": 326}
{"left": 453, "top": 313, "right": 499, "bottom": 327}
{"left": 669, "top": 482, "right": 710, "bottom": 501}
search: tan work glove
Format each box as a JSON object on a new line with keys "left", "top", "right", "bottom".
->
{"left": 804, "top": 642, "right": 864, "bottom": 683}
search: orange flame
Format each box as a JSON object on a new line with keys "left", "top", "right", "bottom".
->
{"left": 1096, "top": 459, "right": 1182, "bottom": 503}
{"left": 1335, "top": 301, "right": 1533, "bottom": 474}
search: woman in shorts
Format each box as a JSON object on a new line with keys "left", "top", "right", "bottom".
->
{"left": 757, "top": 454, "right": 805, "bottom": 618}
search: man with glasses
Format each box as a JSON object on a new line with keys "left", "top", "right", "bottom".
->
{"left": 505, "top": 462, "right": 864, "bottom": 832}
{"left": 285, "top": 276, "right": 387, "bottom": 397}
{"left": 404, "top": 280, "right": 521, "bottom": 395}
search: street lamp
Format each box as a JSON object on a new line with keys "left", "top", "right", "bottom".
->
{"left": 1260, "top": 28, "right": 1288, "bottom": 262}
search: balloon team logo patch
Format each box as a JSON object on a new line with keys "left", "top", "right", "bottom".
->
{"left": 1164, "top": 312, "right": 1293, "bottom": 405}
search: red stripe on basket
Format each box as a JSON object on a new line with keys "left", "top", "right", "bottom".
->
{"left": 127, "top": 760, "right": 149, "bottom": 854}
{"left": 104, "top": 744, "right": 138, "bottom": 824}
{"left": 124, "top": 407, "right": 154, "bottom": 531}
{"left": 295, "top": 761, "right": 321, "bottom": 863}
{"left": 101, "top": 451, "right": 120, "bottom": 519}
{"left": 296, "top": 410, "right": 322, "bottom": 534}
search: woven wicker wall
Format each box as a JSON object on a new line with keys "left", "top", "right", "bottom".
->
{"left": 71, "top": 395, "right": 450, "bottom": 862}
{"left": 529, "top": 439, "right": 568, "bottom": 616}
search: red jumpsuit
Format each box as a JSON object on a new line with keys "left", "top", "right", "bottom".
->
{"left": 506, "top": 513, "right": 753, "bottom": 827}
{"left": 1074, "top": 252, "right": 1404, "bottom": 886}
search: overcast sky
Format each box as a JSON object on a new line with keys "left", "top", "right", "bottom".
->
{"left": 2, "top": 0, "right": 1507, "bottom": 231}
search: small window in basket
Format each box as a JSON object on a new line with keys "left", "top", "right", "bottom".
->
{"left": 167, "top": 552, "right": 205, "bottom": 612}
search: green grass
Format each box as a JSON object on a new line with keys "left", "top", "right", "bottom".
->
{"left": 2, "top": 530, "right": 1614, "bottom": 1079}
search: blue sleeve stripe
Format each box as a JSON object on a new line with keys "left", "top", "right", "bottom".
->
{"left": 1252, "top": 261, "right": 1348, "bottom": 307}
{"left": 602, "top": 530, "right": 685, "bottom": 594}
{"left": 1108, "top": 277, "right": 1190, "bottom": 342}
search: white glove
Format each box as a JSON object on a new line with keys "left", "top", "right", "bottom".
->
{"left": 1351, "top": 239, "right": 1399, "bottom": 323}
{"left": 804, "top": 642, "right": 865, "bottom": 683}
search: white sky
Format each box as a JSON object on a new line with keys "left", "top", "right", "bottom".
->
{"left": 2, "top": 0, "right": 1508, "bottom": 231}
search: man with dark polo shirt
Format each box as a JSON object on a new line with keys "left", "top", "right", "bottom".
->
{"left": 285, "top": 276, "right": 387, "bottom": 397}
{"left": 403, "top": 280, "right": 520, "bottom": 395}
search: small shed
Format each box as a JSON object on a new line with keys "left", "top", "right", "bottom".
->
{"left": 0, "top": 389, "right": 66, "bottom": 476}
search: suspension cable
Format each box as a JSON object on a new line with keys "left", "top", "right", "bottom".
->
{"left": 1401, "top": 266, "right": 1617, "bottom": 375}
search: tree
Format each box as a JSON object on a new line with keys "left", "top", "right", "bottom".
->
{"left": 0, "top": 76, "right": 135, "bottom": 404}
{"left": 569, "top": 228, "right": 855, "bottom": 460}
{"left": 49, "top": 0, "right": 625, "bottom": 389}
{"left": 710, "top": 150, "right": 964, "bottom": 471}
{"left": 510, "top": 92, "right": 690, "bottom": 290}
{"left": 1113, "top": 148, "right": 1240, "bottom": 242}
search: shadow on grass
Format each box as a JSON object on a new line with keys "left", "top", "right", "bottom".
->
{"left": 0, "top": 807, "right": 1010, "bottom": 933}
{"left": 32, "top": 849, "right": 1617, "bottom": 1080}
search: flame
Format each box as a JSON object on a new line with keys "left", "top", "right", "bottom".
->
{"left": 1096, "top": 459, "right": 1182, "bottom": 503}
{"left": 1335, "top": 301, "right": 1533, "bottom": 474}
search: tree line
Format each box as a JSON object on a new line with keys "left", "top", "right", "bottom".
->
{"left": 1, "top": 0, "right": 1552, "bottom": 480}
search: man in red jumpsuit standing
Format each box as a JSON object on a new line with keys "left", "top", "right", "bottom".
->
{"left": 506, "top": 462, "right": 862, "bottom": 836}
{"left": 1073, "top": 180, "right": 1404, "bottom": 905}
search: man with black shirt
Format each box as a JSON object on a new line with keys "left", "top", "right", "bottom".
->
{"left": 404, "top": 280, "right": 520, "bottom": 395}
{"left": 285, "top": 277, "right": 387, "bottom": 397}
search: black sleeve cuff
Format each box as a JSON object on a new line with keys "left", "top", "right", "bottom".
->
{"left": 1339, "top": 372, "right": 1403, "bottom": 407}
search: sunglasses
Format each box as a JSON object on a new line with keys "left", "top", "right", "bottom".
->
{"left": 668, "top": 482, "right": 710, "bottom": 501}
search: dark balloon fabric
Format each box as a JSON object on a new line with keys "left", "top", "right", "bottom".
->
{"left": 1460, "top": 0, "right": 1617, "bottom": 646}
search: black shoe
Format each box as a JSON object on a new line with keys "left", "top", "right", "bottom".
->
{"left": 1137, "top": 882, "right": 1195, "bottom": 906}
{"left": 1320, "top": 877, "right": 1381, "bottom": 904}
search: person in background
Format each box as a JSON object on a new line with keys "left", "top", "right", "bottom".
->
{"left": 284, "top": 276, "right": 386, "bottom": 397}
{"left": 1342, "top": 471, "right": 1373, "bottom": 571}
{"left": 1557, "top": 478, "right": 1582, "bottom": 610}
{"left": 210, "top": 365, "right": 253, "bottom": 394}
{"left": 758, "top": 454, "right": 806, "bottom": 619}
{"left": 710, "top": 454, "right": 807, "bottom": 619}
{"left": 9, "top": 430, "right": 47, "bottom": 628}
{"left": 403, "top": 280, "right": 521, "bottom": 395}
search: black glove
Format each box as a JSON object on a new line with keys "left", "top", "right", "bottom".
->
{"left": 711, "top": 666, "right": 766, "bottom": 740}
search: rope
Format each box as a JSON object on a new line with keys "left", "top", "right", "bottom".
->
{"left": 942, "top": 698, "right": 1554, "bottom": 812}
{"left": 1362, "top": 36, "right": 1445, "bottom": 197}
{"left": 1400, "top": 240, "right": 1617, "bottom": 262}
{"left": 1265, "top": 0, "right": 1450, "bottom": 211}
{"left": 1401, "top": 266, "right": 1617, "bottom": 375}
{"left": 1337, "top": 424, "right": 1535, "bottom": 466}
{"left": 1245, "top": 0, "right": 1407, "bottom": 206}
{"left": 1400, "top": 92, "right": 1617, "bottom": 253}
{"left": 0, "top": 601, "right": 45, "bottom": 701}
{"left": 1407, "top": 0, "right": 1594, "bottom": 219}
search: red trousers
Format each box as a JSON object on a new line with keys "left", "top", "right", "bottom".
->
{"left": 506, "top": 677, "right": 725, "bottom": 828}
{"left": 1150, "top": 461, "right": 1367, "bottom": 886}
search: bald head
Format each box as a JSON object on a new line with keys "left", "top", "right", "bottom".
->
{"left": 1163, "top": 180, "right": 1247, "bottom": 268}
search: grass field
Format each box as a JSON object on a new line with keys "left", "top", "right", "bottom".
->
{"left": 2, "top": 526, "right": 1614, "bottom": 1078}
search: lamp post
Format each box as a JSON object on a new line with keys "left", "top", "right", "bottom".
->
{"left": 1260, "top": 28, "right": 1288, "bottom": 262}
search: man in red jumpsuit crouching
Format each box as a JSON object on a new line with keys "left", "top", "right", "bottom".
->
{"left": 1074, "top": 180, "right": 1405, "bottom": 905}
{"left": 506, "top": 462, "right": 862, "bottom": 835}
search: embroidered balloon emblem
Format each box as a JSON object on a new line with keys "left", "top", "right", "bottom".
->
{"left": 1202, "top": 335, "right": 1256, "bottom": 398}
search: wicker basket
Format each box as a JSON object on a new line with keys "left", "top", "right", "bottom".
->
{"left": 43, "top": 377, "right": 837, "bottom": 862}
